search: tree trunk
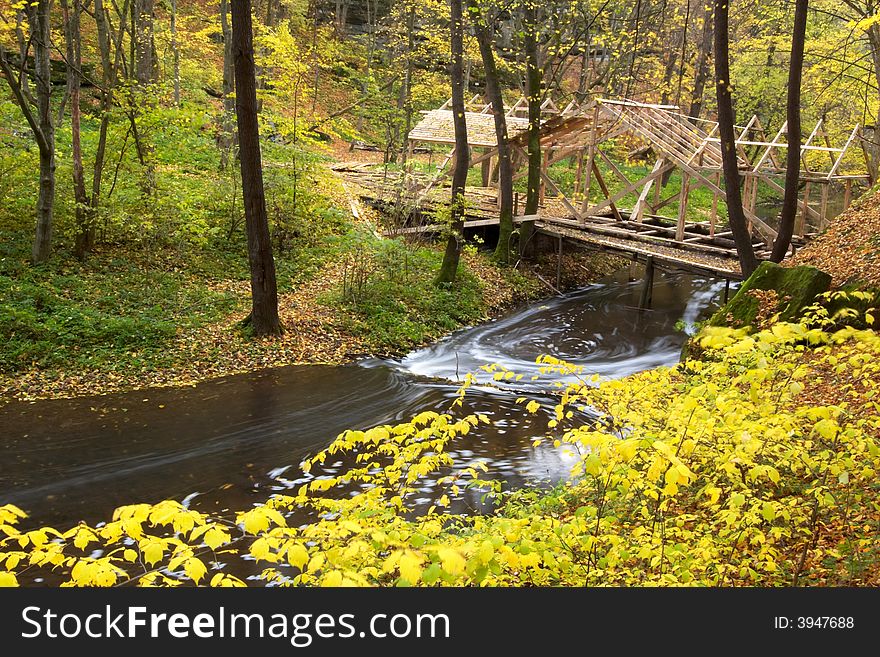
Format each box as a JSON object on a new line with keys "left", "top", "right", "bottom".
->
{"left": 91, "top": 0, "right": 127, "bottom": 214}
{"left": 436, "top": 0, "right": 470, "bottom": 285}
{"left": 688, "top": 3, "right": 714, "bottom": 120}
{"left": 219, "top": 0, "right": 237, "bottom": 168}
{"left": 470, "top": 1, "right": 514, "bottom": 264}
{"left": 35, "top": 0, "right": 56, "bottom": 265}
{"left": 62, "top": 0, "right": 92, "bottom": 258}
{"left": 770, "top": 0, "right": 807, "bottom": 261}
{"left": 0, "top": 0, "right": 57, "bottom": 264}
{"left": 397, "top": 6, "right": 415, "bottom": 167}
{"left": 170, "top": 0, "right": 180, "bottom": 106}
{"left": 865, "top": 24, "right": 880, "bottom": 181}
{"left": 134, "top": 0, "right": 155, "bottom": 85}
{"left": 520, "top": 3, "right": 542, "bottom": 257}
{"left": 231, "top": 0, "right": 283, "bottom": 335}
{"left": 714, "top": 0, "right": 757, "bottom": 278}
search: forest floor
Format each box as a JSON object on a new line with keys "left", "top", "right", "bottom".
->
{"left": 790, "top": 185, "right": 880, "bottom": 288}
{"left": 0, "top": 153, "right": 623, "bottom": 404}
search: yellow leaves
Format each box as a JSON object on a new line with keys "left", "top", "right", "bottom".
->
{"left": 69, "top": 558, "right": 121, "bottom": 587}
{"left": 525, "top": 400, "right": 541, "bottom": 414}
{"left": 437, "top": 547, "right": 466, "bottom": 576}
{"left": 0, "top": 504, "right": 26, "bottom": 526}
{"left": 138, "top": 537, "right": 167, "bottom": 567}
{"left": 250, "top": 538, "right": 275, "bottom": 562}
{"left": 211, "top": 573, "right": 246, "bottom": 587}
{"left": 285, "top": 543, "right": 310, "bottom": 570}
{"left": 0, "top": 571, "right": 18, "bottom": 587}
{"left": 398, "top": 550, "right": 424, "bottom": 584}
{"left": 183, "top": 557, "right": 207, "bottom": 584}
{"left": 203, "top": 526, "right": 231, "bottom": 550}
{"left": 813, "top": 418, "right": 839, "bottom": 440}
{"left": 238, "top": 506, "right": 287, "bottom": 535}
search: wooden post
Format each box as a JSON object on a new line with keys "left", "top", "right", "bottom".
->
{"left": 579, "top": 106, "right": 600, "bottom": 217}
{"left": 843, "top": 179, "right": 852, "bottom": 210}
{"left": 743, "top": 176, "right": 753, "bottom": 236}
{"left": 723, "top": 279, "right": 730, "bottom": 304}
{"left": 639, "top": 256, "right": 655, "bottom": 310}
{"left": 573, "top": 148, "right": 585, "bottom": 202}
{"left": 710, "top": 171, "right": 720, "bottom": 237}
{"left": 539, "top": 149, "right": 550, "bottom": 205}
{"left": 481, "top": 154, "right": 492, "bottom": 187}
{"left": 676, "top": 174, "right": 691, "bottom": 241}
{"left": 819, "top": 183, "right": 829, "bottom": 231}
{"left": 556, "top": 234, "right": 563, "bottom": 290}
{"left": 796, "top": 181, "right": 811, "bottom": 237}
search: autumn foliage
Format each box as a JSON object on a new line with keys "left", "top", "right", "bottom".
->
{"left": 2, "top": 309, "right": 879, "bottom": 587}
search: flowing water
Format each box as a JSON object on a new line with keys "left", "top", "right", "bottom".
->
{"left": 0, "top": 269, "right": 727, "bottom": 531}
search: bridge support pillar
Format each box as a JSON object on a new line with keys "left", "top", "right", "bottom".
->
{"left": 556, "top": 235, "right": 563, "bottom": 290}
{"left": 639, "top": 256, "right": 655, "bottom": 310}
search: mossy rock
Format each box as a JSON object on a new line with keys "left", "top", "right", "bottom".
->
{"left": 708, "top": 261, "right": 832, "bottom": 329}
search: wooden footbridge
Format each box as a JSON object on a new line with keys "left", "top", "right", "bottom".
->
{"left": 335, "top": 97, "right": 872, "bottom": 283}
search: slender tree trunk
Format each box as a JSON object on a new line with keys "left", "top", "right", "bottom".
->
{"left": 231, "top": 0, "right": 283, "bottom": 336}
{"left": 771, "top": 0, "right": 808, "bottom": 261}
{"left": 91, "top": 0, "right": 127, "bottom": 215}
{"left": 399, "top": 6, "right": 415, "bottom": 168}
{"left": 469, "top": 1, "right": 514, "bottom": 264}
{"left": 714, "top": 0, "right": 757, "bottom": 277}
{"left": 689, "top": 3, "right": 714, "bottom": 120}
{"left": 170, "top": 0, "right": 180, "bottom": 106}
{"left": 62, "top": 0, "right": 92, "bottom": 257}
{"left": 520, "top": 2, "right": 542, "bottom": 257}
{"left": 34, "top": 0, "right": 55, "bottom": 265}
{"left": 219, "top": 0, "right": 237, "bottom": 168}
{"left": 436, "top": 0, "right": 470, "bottom": 285}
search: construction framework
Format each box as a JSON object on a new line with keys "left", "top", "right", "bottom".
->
{"left": 405, "top": 97, "right": 873, "bottom": 253}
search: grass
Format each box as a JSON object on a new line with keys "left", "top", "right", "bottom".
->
{"left": 0, "top": 237, "right": 241, "bottom": 373}
{"left": 325, "top": 239, "right": 537, "bottom": 355}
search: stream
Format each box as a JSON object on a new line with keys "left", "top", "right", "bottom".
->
{"left": 0, "top": 269, "right": 726, "bottom": 531}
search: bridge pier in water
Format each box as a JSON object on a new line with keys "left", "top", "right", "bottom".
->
{"left": 638, "top": 256, "right": 655, "bottom": 310}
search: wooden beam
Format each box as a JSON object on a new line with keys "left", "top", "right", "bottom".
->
{"left": 676, "top": 174, "right": 691, "bottom": 241}
{"left": 631, "top": 158, "right": 666, "bottom": 222}
{"left": 828, "top": 124, "right": 860, "bottom": 179}
{"left": 584, "top": 161, "right": 675, "bottom": 218}
{"left": 590, "top": 163, "right": 624, "bottom": 221}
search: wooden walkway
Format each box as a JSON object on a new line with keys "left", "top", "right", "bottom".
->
{"left": 334, "top": 164, "right": 759, "bottom": 280}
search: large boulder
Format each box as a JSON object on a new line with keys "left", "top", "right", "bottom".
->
{"left": 708, "top": 261, "right": 832, "bottom": 329}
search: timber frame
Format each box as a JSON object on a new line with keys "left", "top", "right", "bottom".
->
{"left": 405, "top": 97, "right": 872, "bottom": 252}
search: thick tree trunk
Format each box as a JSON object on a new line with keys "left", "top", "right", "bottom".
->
{"left": 134, "top": 0, "right": 155, "bottom": 85}
{"left": 231, "top": 0, "right": 283, "bottom": 335}
{"left": 521, "top": 3, "right": 542, "bottom": 257}
{"left": 436, "top": 0, "right": 470, "bottom": 285}
{"left": 865, "top": 24, "right": 880, "bottom": 181}
{"left": 714, "top": 0, "right": 757, "bottom": 277}
{"left": 470, "top": 2, "right": 514, "bottom": 264}
{"left": 688, "top": 3, "right": 714, "bottom": 120}
{"left": 771, "top": 0, "right": 807, "bottom": 262}
{"left": 2, "top": 0, "right": 57, "bottom": 264}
